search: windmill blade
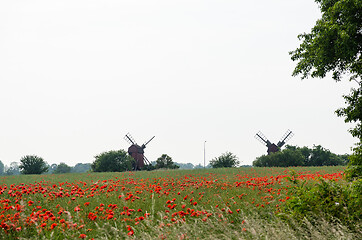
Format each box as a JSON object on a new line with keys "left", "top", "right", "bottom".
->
{"left": 124, "top": 133, "right": 137, "bottom": 145}
{"left": 142, "top": 136, "right": 155, "bottom": 148}
{"left": 277, "top": 129, "right": 294, "bottom": 148}
{"left": 143, "top": 155, "right": 151, "bottom": 165}
{"left": 255, "top": 131, "right": 272, "bottom": 146}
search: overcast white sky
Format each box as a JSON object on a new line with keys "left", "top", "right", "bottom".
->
{"left": 0, "top": 0, "right": 358, "bottom": 167}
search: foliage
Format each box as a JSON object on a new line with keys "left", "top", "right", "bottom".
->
{"left": 253, "top": 148, "right": 304, "bottom": 167}
{"left": 175, "top": 162, "right": 195, "bottom": 169}
{"left": 19, "top": 155, "right": 48, "bottom": 175}
{"left": 54, "top": 163, "right": 72, "bottom": 174}
{"left": 289, "top": 0, "right": 362, "bottom": 82}
{"left": 5, "top": 162, "right": 20, "bottom": 175}
{"left": 210, "top": 152, "right": 239, "bottom": 168}
{"left": 336, "top": 83, "right": 362, "bottom": 181}
{"left": 345, "top": 143, "right": 362, "bottom": 180}
{"left": 91, "top": 150, "right": 134, "bottom": 172}
{"left": 0, "top": 160, "right": 4, "bottom": 175}
{"left": 336, "top": 82, "right": 362, "bottom": 139}
{"left": 48, "top": 163, "right": 58, "bottom": 174}
{"left": 290, "top": 0, "right": 362, "bottom": 183}
{"left": 71, "top": 163, "right": 91, "bottom": 173}
{"left": 253, "top": 145, "right": 345, "bottom": 167}
{"left": 281, "top": 174, "right": 361, "bottom": 229}
{"left": 155, "top": 154, "right": 179, "bottom": 169}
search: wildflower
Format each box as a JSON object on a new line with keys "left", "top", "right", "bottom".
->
{"left": 79, "top": 234, "right": 86, "bottom": 239}
{"left": 74, "top": 206, "right": 81, "bottom": 212}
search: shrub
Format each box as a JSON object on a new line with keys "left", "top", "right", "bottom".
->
{"left": 280, "top": 173, "right": 361, "bottom": 229}
{"left": 210, "top": 152, "right": 239, "bottom": 168}
{"left": 345, "top": 143, "right": 362, "bottom": 181}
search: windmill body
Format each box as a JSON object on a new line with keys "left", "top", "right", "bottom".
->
{"left": 124, "top": 133, "right": 154, "bottom": 170}
{"left": 255, "top": 130, "right": 294, "bottom": 155}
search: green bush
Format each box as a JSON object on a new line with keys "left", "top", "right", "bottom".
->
{"left": 210, "top": 152, "right": 239, "bottom": 168}
{"left": 91, "top": 150, "right": 134, "bottom": 172}
{"left": 280, "top": 174, "right": 361, "bottom": 229}
{"left": 345, "top": 143, "right": 362, "bottom": 181}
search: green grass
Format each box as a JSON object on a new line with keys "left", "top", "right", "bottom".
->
{"left": 0, "top": 166, "right": 360, "bottom": 239}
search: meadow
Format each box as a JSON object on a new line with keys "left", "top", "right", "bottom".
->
{"left": 0, "top": 166, "right": 360, "bottom": 239}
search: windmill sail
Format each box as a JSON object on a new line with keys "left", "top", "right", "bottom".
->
{"left": 255, "top": 130, "right": 294, "bottom": 155}
{"left": 255, "top": 131, "right": 272, "bottom": 147}
{"left": 124, "top": 133, "right": 136, "bottom": 145}
{"left": 277, "top": 130, "right": 294, "bottom": 148}
{"left": 142, "top": 136, "right": 155, "bottom": 149}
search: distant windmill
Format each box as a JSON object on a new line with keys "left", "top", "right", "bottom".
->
{"left": 124, "top": 133, "right": 155, "bottom": 170}
{"left": 255, "top": 130, "right": 294, "bottom": 155}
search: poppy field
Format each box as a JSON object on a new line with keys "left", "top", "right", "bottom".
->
{"left": 0, "top": 166, "right": 355, "bottom": 239}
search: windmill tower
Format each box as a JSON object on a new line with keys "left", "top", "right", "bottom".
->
{"left": 255, "top": 129, "right": 294, "bottom": 155}
{"left": 124, "top": 133, "right": 155, "bottom": 170}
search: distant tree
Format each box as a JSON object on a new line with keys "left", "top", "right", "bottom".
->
{"left": 194, "top": 164, "right": 204, "bottom": 169}
{"left": 176, "top": 162, "right": 194, "bottom": 169}
{"left": 5, "top": 162, "right": 20, "bottom": 175}
{"left": 0, "top": 160, "right": 4, "bottom": 175}
{"left": 308, "top": 145, "right": 344, "bottom": 166}
{"left": 19, "top": 155, "right": 48, "bottom": 175}
{"left": 91, "top": 150, "right": 134, "bottom": 172}
{"left": 71, "top": 163, "right": 91, "bottom": 173}
{"left": 155, "top": 154, "right": 179, "bottom": 169}
{"left": 54, "top": 163, "right": 71, "bottom": 174}
{"left": 253, "top": 145, "right": 345, "bottom": 167}
{"left": 210, "top": 152, "right": 239, "bottom": 168}
{"left": 47, "top": 164, "right": 58, "bottom": 174}
{"left": 253, "top": 149, "right": 304, "bottom": 167}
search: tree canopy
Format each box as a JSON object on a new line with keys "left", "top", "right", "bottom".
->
{"left": 253, "top": 145, "right": 347, "bottom": 167}
{"left": 91, "top": 150, "right": 134, "bottom": 172}
{"left": 19, "top": 155, "right": 48, "bottom": 175}
{"left": 54, "top": 163, "right": 72, "bottom": 174}
{"left": 290, "top": 0, "right": 361, "bottom": 180}
{"left": 210, "top": 152, "right": 239, "bottom": 168}
{"left": 155, "top": 154, "right": 179, "bottom": 169}
{"left": 290, "top": 0, "right": 361, "bottom": 81}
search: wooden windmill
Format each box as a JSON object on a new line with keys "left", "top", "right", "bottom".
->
{"left": 255, "top": 129, "right": 294, "bottom": 155}
{"left": 124, "top": 133, "right": 155, "bottom": 170}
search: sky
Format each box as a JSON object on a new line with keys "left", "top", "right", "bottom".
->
{"left": 0, "top": 0, "right": 358, "bottom": 167}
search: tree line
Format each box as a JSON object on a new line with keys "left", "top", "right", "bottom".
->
{"left": 253, "top": 145, "right": 348, "bottom": 167}
{"left": 0, "top": 157, "right": 91, "bottom": 175}
{"left": 0, "top": 144, "right": 349, "bottom": 175}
